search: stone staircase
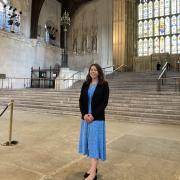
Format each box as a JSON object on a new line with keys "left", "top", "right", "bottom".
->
{"left": 0, "top": 71, "right": 180, "bottom": 124}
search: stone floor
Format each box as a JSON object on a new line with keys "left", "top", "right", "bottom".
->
{"left": 0, "top": 110, "right": 180, "bottom": 180}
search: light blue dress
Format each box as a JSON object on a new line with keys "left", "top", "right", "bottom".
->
{"left": 79, "top": 83, "right": 106, "bottom": 161}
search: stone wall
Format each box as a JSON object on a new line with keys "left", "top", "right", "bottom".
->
{"left": 0, "top": 30, "right": 62, "bottom": 79}
{"left": 67, "top": 0, "right": 113, "bottom": 70}
{"left": 133, "top": 53, "right": 180, "bottom": 72}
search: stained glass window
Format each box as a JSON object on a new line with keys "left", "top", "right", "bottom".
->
{"left": 154, "top": 18, "right": 159, "bottom": 36}
{"left": 165, "top": 0, "right": 170, "bottom": 16}
{"left": 154, "top": 37, "right": 159, "bottom": 53}
{"left": 144, "top": 2, "right": 148, "bottom": 19}
{"left": 177, "top": 15, "right": 180, "bottom": 33}
{"left": 144, "top": 39, "right": 148, "bottom": 55}
{"left": 138, "top": 21, "right": 143, "bottom": 38}
{"left": 138, "top": 0, "right": 180, "bottom": 56}
{"left": 165, "top": 17, "right": 170, "bottom": 34}
{"left": 154, "top": 0, "right": 159, "bottom": 17}
{"left": 148, "top": 1, "right": 153, "bottom": 18}
{"left": 138, "top": 39, "right": 143, "bottom": 56}
{"left": 160, "top": 37, "right": 165, "bottom": 53}
{"left": 138, "top": 4, "right": 143, "bottom": 20}
{"left": 171, "top": 0, "right": 177, "bottom": 14}
{"left": 149, "top": 19, "right": 153, "bottom": 37}
{"left": 165, "top": 36, "right": 170, "bottom": 53}
{"left": 178, "top": 0, "right": 180, "bottom": 14}
{"left": 172, "top": 35, "right": 177, "bottom": 54}
{"left": 171, "top": 16, "right": 177, "bottom": 34}
{"left": 160, "top": 0, "right": 164, "bottom": 16}
{"left": 160, "top": 18, "right": 165, "bottom": 35}
{"left": 144, "top": 20, "right": 148, "bottom": 37}
{"left": 178, "top": 35, "right": 180, "bottom": 53}
{"left": 148, "top": 38, "right": 153, "bottom": 55}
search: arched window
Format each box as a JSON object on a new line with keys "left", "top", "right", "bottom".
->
{"left": 154, "top": 0, "right": 159, "bottom": 17}
{"left": 171, "top": 0, "right": 176, "bottom": 15}
{"left": 160, "top": 0, "right": 164, "bottom": 16}
{"left": 148, "top": 1, "right": 153, "bottom": 18}
{"left": 160, "top": 18, "right": 165, "bottom": 35}
{"left": 154, "top": 37, "right": 159, "bottom": 53}
{"left": 165, "top": 36, "right": 170, "bottom": 53}
{"left": 0, "top": 0, "right": 9, "bottom": 30}
{"left": 138, "top": 21, "right": 143, "bottom": 38}
{"left": 138, "top": 0, "right": 180, "bottom": 56}
{"left": 171, "top": 16, "right": 177, "bottom": 34}
{"left": 144, "top": 38, "right": 148, "bottom": 55}
{"left": 160, "top": 36, "right": 165, "bottom": 53}
{"left": 0, "top": 0, "right": 21, "bottom": 33}
{"left": 154, "top": 18, "right": 159, "bottom": 36}
{"left": 138, "top": 4, "right": 143, "bottom": 20}
{"left": 144, "top": 2, "right": 148, "bottom": 19}
{"left": 148, "top": 19, "right": 153, "bottom": 37}
{"left": 148, "top": 38, "right": 153, "bottom": 55}
{"left": 172, "top": 35, "right": 177, "bottom": 54}
{"left": 177, "top": 15, "right": 180, "bottom": 33}
{"left": 165, "top": 17, "right": 170, "bottom": 34}
{"left": 178, "top": 0, "right": 180, "bottom": 14}
{"left": 178, "top": 35, "right": 180, "bottom": 53}
{"left": 144, "top": 20, "right": 148, "bottom": 37}
{"left": 165, "top": 0, "right": 170, "bottom": 16}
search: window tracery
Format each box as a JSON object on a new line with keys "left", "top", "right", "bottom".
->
{"left": 138, "top": 0, "right": 180, "bottom": 56}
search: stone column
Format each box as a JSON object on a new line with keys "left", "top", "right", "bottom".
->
{"left": 113, "top": 0, "right": 137, "bottom": 71}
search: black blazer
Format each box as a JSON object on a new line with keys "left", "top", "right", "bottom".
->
{"left": 79, "top": 81, "right": 109, "bottom": 121}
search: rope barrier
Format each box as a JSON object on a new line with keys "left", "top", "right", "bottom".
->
{"left": 0, "top": 105, "right": 9, "bottom": 117}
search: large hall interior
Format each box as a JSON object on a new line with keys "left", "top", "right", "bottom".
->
{"left": 0, "top": 0, "right": 180, "bottom": 180}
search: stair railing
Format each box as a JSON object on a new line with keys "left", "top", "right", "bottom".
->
{"left": 157, "top": 62, "right": 168, "bottom": 91}
{"left": 114, "top": 64, "right": 128, "bottom": 72}
{"left": 63, "top": 71, "right": 85, "bottom": 89}
{"left": 102, "top": 65, "right": 114, "bottom": 76}
{"left": 0, "top": 77, "right": 31, "bottom": 89}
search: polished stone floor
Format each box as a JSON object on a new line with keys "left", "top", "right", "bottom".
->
{"left": 0, "top": 110, "right": 180, "bottom": 180}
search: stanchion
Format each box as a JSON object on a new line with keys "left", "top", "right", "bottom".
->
{"left": 1, "top": 100, "right": 18, "bottom": 146}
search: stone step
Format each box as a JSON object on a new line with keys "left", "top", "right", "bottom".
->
{"left": 11, "top": 106, "right": 180, "bottom": 124}
{"left": 1, "top": 101, "right": 179, "bottom": 120}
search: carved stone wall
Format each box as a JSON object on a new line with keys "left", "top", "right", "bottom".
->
{"left": 67, "top": 0, "right": 113, "bottom": 70}
{"left": 133, "top": 53, "right": 180, "bottom": 72}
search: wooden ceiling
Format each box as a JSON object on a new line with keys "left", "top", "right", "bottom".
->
{"left": 30, "top": 0, "right": 93, "bottom": 39}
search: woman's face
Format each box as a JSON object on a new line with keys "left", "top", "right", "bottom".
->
{"left": 90, "top": 65, "right": 99, "bottom": 80}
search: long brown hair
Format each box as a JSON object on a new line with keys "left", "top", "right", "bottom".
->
{"left": 86, "top": 63, "right": 105, "bottom": 84}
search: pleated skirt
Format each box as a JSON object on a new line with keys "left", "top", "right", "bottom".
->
{"left": 78, "top": 120, "right": 106, "bottom": 161}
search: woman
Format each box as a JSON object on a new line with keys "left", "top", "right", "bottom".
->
{"left": 79, "top": 63, "right": 109, "bottom": 180}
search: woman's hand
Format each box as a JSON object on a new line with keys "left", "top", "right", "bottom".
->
{"left": 84, "top": 114, "right": 94, "bottom": 123}
{"left": 87, "top": 114, "right": 94, "bottom": 122}
{"left": 84, "top": 114, "right": 91, "bottom": 122}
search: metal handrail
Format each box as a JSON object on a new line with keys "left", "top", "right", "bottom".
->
{"left": 162, "top": 61, "right": 168, "bottom": 71}
{"left": 64, "top": 71, "right": 83, "bottom": 81}
{"left": 158, "top": 61, "right": 168, "bottom": 80}
{"left": 102, "top": 65, "right": 114, "bottom": 70}
{"left": 114, "top": 64, "right": 128, "bottom": 72}
{"left": 0, "top": 77, "right": 31, "bottom": 89}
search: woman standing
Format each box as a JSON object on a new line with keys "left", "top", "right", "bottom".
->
{"left": 79, "top": 64, "right": 109, "bottom": 180}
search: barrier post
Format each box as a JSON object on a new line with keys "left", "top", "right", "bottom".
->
{"left": 8, "top": 100, "right": 14, "bottom": 145}
{"left": 1, "top": 100, "right": 18, "bottom": 146}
